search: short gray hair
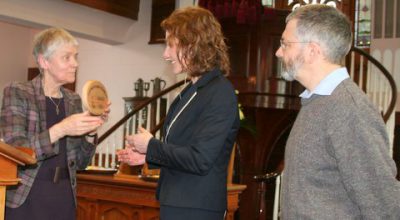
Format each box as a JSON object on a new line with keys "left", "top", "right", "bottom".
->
{"left": 32, "top": 27, "right": 78, "bottom": 61}
{"left": 286, "top": 4, "right": 352, "bottom": 64}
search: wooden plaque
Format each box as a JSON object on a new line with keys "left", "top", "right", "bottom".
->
{"left": 82, "top": 80, "right": 108, "bottom": 116}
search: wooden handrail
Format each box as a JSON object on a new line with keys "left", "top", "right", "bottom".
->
{"left": 98, "top": 80, "right": 185, "bottom": 144}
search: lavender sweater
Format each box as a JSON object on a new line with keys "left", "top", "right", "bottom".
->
{"left": 281, "top": 79, "right": 400, "bottom": 219}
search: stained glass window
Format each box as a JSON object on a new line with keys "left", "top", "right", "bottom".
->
{"left": 355, "top": 0, "right": 371, "bottom": 47}
{"left": 262, "top": 0, "right": 275, "bottom": 7}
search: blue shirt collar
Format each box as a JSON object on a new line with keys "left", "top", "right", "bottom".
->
{"left": 300, "top": 67, "right": 349, "bottom": 99}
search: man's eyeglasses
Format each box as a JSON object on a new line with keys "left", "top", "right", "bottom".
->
{"left": 280, "top": 39, "right": 310, "bottom": 50}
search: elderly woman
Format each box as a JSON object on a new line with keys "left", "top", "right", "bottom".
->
{"left": 1, "top": 27, "right": 108, "bottom": 220}
{"left": 117, "top": 7, "right": 240, "bottom": 220}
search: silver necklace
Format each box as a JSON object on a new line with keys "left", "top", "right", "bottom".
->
{"left": 48, "top": 96, "right": 62, "bottom": 115}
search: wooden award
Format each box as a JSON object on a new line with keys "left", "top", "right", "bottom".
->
{"left": 82, "top": 80, "right": 108, "bottom": 116}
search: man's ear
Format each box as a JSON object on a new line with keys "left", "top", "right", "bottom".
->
{"left": 307, "top": 42, "right": 322, "bottom": 63}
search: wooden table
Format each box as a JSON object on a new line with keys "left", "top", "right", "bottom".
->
{"left": 77, "top": 173, "right": 246, "bottom": 220}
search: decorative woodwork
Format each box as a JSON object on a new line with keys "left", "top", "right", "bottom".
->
{"left": 223, "top": 9, "right": 303, "bottom": 97}
{"left": 234, "top": 107, "right": 297, "bottom": 220}
{"left": 149, "top": 0, "right": 175, "bottom": 44}
{"left": 76, "top": 173, "right": 246, "bottom": 220}
{"left": 272, "top": 0, "right": 356, "bottom": 26}
{"left": 0, "top": 141, "right": 37, "bottom": 219}
{"left": 28, "top": 67, "right": 76, "bottom": 91}
{"left": 65, "top": 0, "right": 140, "bottom": 20}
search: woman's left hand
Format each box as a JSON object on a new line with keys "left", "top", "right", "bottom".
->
{"left": 86, "top": 101, "right": 111, "bottom": 135}
{"left": 100, "top": 101, "right": 111, "bottom": 122}
{"left": 125, "top": 126, "right": 153, "bottom": 154}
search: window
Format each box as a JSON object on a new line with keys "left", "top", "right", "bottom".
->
{"left": 355, "top": 0, "right": 371, "bottom": 47}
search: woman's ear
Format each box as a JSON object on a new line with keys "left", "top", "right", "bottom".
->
{"left": 37, "top": 54, "right": 48, "bottom": 70}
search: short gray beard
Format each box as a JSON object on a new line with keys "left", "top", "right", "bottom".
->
{"left": 281, "top": 71, "right": 295, "bottom": 81}
{"left": 280, "top": 53, "right": 304, "bottom": 82}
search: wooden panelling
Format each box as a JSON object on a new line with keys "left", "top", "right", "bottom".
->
{"left": 149, "top": 0, "right": 175, "bottom": 44}
{"left": 65, "top": 0, "right": 140, "bottom": 20}
{"left": 76, "top": 173, "right": 246, "bottom": 220}
{"left": 223, "top": 9, "right": 303, "bottom": 97}
{"left": 234, "top": 107, "right": 297, "bottom": 220}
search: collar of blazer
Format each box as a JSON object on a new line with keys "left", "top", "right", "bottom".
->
{"left": 165, "top": 68, "right": 222, "bottom": 142}
{"left": 192, "top": 68, "right": 221, "bottom": 89}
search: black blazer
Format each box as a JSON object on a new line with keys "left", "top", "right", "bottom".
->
{"left": 146, "top": 68, "right": 240, "bottom": 211}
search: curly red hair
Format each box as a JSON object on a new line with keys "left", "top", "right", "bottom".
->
{"left": 161, "top": 6, "right": 230, "bottom": 76}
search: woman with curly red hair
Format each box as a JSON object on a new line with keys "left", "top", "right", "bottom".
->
{"left": 117, "top": 6, "right": 239, "bottom": 220}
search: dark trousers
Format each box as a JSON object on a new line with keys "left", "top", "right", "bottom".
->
{"left": 160, "top": 205, "right": 225, "bottom": 220}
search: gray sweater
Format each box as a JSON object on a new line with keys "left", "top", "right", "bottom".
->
{"left": 281, "top": 79, "right": 400, "bottom": 219}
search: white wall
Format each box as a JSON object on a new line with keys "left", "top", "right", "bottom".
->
{"left": 0, "top": 0, "right": 180, "bottom": 134}
{"left": 0, "top": 21, "right": 33, "bottom": 105}
{"left": 74, "top": 0, "right": 176, "bottom": 133}
{"left": 0, "top": 0, "right": 139, "bottom": 45}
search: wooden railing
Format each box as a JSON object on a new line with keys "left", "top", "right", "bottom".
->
{"left": 346, "top": 47, "right": 397, "bottom": 156}
{"left": 89, "top": 80, "right": 185, "bottom": 170}
{"left": 98, "top": 80, "right": 185, "bottom": 144}
{"left": 347, "top": 47, "right": 397, "bottom": 123}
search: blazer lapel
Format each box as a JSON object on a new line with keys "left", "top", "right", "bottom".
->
{"left": 61, "top": 87, "right": 75, "bottom": 117}
{"left": 167, "top": 68, "right": 220, "bottom": 123}
{"left": 163, "top": 68, "right": 222, "bottom": 142}
{"left": 31, "top": 75, "right": 47, "bottom": 133}
{"left": 164, "top": 83, "right": 197, "bottom": 142}
{"left": 163, "top": 83, "right": 192, "bottom": 132}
